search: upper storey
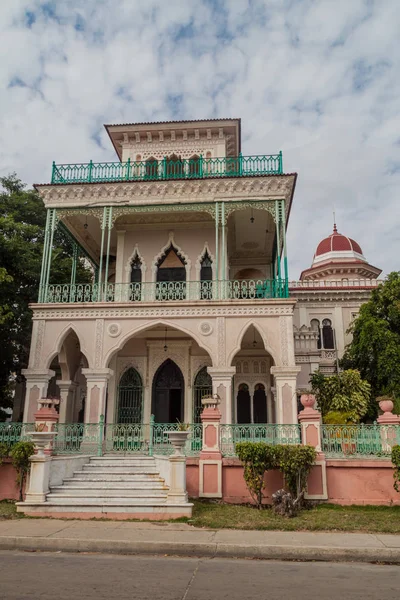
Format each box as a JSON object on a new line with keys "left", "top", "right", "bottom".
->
{"left": 105, "top": 118, "right": 241, "bottom": 162}
{"left": 42, "top": 117, "right": 283, "bottom": 191}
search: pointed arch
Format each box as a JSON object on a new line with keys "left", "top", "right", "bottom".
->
{"left": 195, "top": 242, "right": 216, "bottom": 280}
{"left": 228, "top": 321, "right": 277, "bottom": 366}
{"left": 151, "top": 232, "right": 191, "bottom": 282}
{"left": 152, "top": 359, "right": 184, "bottom": 423}
{"left": 103, "top": 319, "right": 214, "bottom": 369}
{"left": 145, "top": 156, "right": 158, "bottom": 179}
{"left": 46, "top": 323, "right": 90, "bottom": 371}
{"left": 117, "top": 366, "right": 143, "bottom": 423}
{"left": 193, "top": 365, "right": 212, "bottom": 422}
{"left": 124, "top": 244, "right": 147, "bottom": 283}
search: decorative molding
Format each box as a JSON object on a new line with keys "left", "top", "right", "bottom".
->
{"left": 124, "top": 244, "right": 147, "bottom": 283}
{"left": 37, "top": 176, "right": 295, "bottom": 210}
{"left": 151, "top": 231, "right": 191, "bottom": 281}
{"left": 280, "top": 316, "right": 289, "bottom": 366}
{"left": 199, "top": 321, "right": 213, "bottom": 336}
{"left": 116, "top": 356, "right": 146, "bottom": 383}
{"left": 32, "top": 320, "right": 45, "bottom": 368}
{"left": 217, "top": 317, "right": 225, "bottom": 366}
{"left": 94, "top": 319, "right": 104, "bottom": 368}
{"left": 107, "top": 323, "right": 121, "bottom": 338}
{"left": 32, "top": 303, "right": 295, "bottom": 320}
{"left": 195, "top": 242, "right": 216, "bottom": 281}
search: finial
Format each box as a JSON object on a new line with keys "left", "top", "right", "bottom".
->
{"left": 333, "top": 208, "right": 337, "bottom": 233}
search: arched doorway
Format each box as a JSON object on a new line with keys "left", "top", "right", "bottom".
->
{"left": 117, "top": 367, "right": 143, "bottom": 423}
{"left": 156, "top": 244, "right": 187, "bottom": 301}
{"left": 193, "top": 366, "right": 212, "bottom": 422}
{"left": 253, "top": 383, "right": 267, "bottom": 423}
{"left": 236, "top": 383, "right": 251, "bottom": 423}
{"left": 152, "top": 359, "right": 184, "bottom": 423}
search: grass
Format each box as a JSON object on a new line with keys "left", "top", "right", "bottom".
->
{"left": 1, "top": 498, "right": 400, "bottom": 533}
{"left": 188, "top": 500, "right": 400, "bottom": 534}
{"left": 0, "top": 500, "right": 23, "bottom": 520}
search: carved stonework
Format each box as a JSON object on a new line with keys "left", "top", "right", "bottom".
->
{"left": 217, "top": 317, "right": 225, "bottom": 366}
{"left": 191, "top": 356, "right": 212, "bottom": 382}
{"left": 33, "top": 320, "right": 46, "bottom": 368}
{"left": 199, "top": 321, "right": 213, "bottom": 336}
{"left": 33, "top": 304, "right": 295, "bottom": 320}
{"left": 147, "top": 341, "right": 191, "bottom": 393}
{"left": 94, "top": 319, "right": 104, "bottom": 368}
{"left": 116, "top": 356, "right": 146, "bottom": 383}
{"left": 37, "top": 176, "right": 296, "bottom": 210}
{"left": 280, "top": 316, "right": 289, "bottom": 366}
{"left": 107, "top": 323, "right": 121, "bottom": 338}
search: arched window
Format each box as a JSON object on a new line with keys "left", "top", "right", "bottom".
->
{"left": 310, "top": 318, "right": 321, "bottom": 349}
{"left": 156, "top": 244, "right": 186, "bottom": 300}
{"left": 166, "top": 153, "right": 183, "bottom": 178}
{"left": 237, "top": 383, "right": 251, "bottom": 423}
{"left": 253, "top": 383, "right": 267, "bottom": 423}
{"left": 200, "top": 250, "right": 213, "bottom": 299}
{"left": 129, "top": 254, "right": 142, "bottom": 301}
{"left": 188, "top": 154, "right": 200, "bottom": 177}
{"left": 193, "top": 367, "right": 212, "bottom": 422}
{"left": 117, "top": 367, "right": 143, "bottom": 423}
{"left": 145, "top": 156, "right": 158, "bottom": 179}
{"left": 322, "top": 318, "right": 334, "bottom": 349}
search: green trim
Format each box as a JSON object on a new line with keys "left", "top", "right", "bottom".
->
{"left": 51, "top": 153, "right": 283, "bottom": 184}
{"left": 39, "top": 210, "right": 50, "bottom": 301}
{"left": 215, "top": 202, "right": 219, "bottom": 300}
{"left": 103, "top": 207, "right": 113, "bottom": 291}
{"left": 58, "top": 221, "right": 98, "bottom": 268}
{"left": 275, "top": 200, "right": 281, "bottom": 281}
{"left": 97, "top": 207, "right": 107, "bottom": 295}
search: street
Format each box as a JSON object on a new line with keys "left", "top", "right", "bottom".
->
{"left": 0, "top": 551, "right": 399, "bottom": 600}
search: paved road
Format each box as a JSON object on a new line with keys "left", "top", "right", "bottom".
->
{"left": 1, "top": 551, "right": 400, "bottom": 600}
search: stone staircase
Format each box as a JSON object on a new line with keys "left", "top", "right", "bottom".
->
{"left": 19, "top": 456, "right": 193, "bottom": 520}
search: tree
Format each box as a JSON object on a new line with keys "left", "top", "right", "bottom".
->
{"left": 0, "top": 174, "right": 91, "bottom": 420}
{"left": 341, "top": 272, "right": 400, "bottom": 417}
{"left": 310, "top": 369, "right": 371, "bottom": 423}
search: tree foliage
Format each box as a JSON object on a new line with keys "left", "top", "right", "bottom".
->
{"left": 0, "top": 174, "right": 91, "bottom": 420}
{"left": 9, "top": 440, "right": 35, "bottom": 501}
{"left": 392, "top": 445, "right": 400, "bottom": 493}
{"left": 236, "top": 442, "right": 277, "bottom": 508}
{"left": 341, "top": 272, "right": 400, "bottom": 417}
{"left": 310, "top": 369, "right": 371, "bottom": 423}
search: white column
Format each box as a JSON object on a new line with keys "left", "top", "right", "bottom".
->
{"left": 270, "top": 366, "right": 301, "bottom": 424}
{"left": 21, "top": 369, "right": 55, "bottom": 423}
{"left": 115, "top": 229, "right": 126, "bottom": 301}
{"left": 82, "top": 368, "right": 113, "bottom": 422}
{"left": 57, "top": 380, "right": 73, "bottom": 423}
{"left": 207, "top": 367, "right": 236, "bottom": 424}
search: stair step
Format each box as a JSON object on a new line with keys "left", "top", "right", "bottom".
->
{"left": 46, "top": 495, "right": 168, "bottom": 505}
{"left": 49, "top": 488, "right": 167, "bottom": 497}
{"left": 80, "top": 469, "right": 158, "bottom": 475}
{"left": 69, "top": 474, "right": 164, "bottom": 482}
{"left": 62, "top": 480, "right": 166, "bottom": 489}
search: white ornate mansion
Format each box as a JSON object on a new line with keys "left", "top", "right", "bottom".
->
{"left": 18, "top": 118, "right": 381, "bottom": 427}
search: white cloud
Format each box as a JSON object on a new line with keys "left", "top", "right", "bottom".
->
{"left": 0, "top": 0, "right": 399, "bottom": 276}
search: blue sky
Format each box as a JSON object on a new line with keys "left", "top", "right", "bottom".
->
{"left": 0, "top": 0, "right": 399, "bottom": 277}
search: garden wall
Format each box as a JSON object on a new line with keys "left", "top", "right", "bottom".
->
{"left": 186, "top": 458, "right": 400, "bottom": 506}
{"left": 0, "top": 459, "right": 27, "bottom": 501}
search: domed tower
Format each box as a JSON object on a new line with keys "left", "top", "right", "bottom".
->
{"left": 300, "top": 224, "right": 381, "bottom": 282}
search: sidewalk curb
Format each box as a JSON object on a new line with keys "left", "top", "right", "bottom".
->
{"left": 0, "top": 536, "right": 399, "bottom": 564}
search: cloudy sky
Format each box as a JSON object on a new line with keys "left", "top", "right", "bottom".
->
{"left": 1, "top": 0, "right": 399, "bottom": 278}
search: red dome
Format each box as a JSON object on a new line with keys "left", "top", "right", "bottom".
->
{"left": 315, "top": 225, "right": 363, "bottom": 257}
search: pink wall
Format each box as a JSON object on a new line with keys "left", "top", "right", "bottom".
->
{"left": 187, "top": 459, "right": 400, "bottom": 506}
{"left": 326, "top": 459, "right": 400, "bottom": 506}
{"left": 0, "top": 460, "right": 23, "bottom": 501}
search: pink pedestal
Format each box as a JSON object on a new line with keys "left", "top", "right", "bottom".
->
{"left": 199, "top": 402, "right": 222, "bottom": 498}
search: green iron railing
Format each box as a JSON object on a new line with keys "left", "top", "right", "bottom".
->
{"left": 53, "top": 421, "right": 104, "bottom": 456}
{"left": 40, "top": 278, "right": 289, "bottom": 304}
{"left": 220, "top": 424, "right": 301, "bottom": 457}
{"left": 51, "top": 153, "right": 283, "bottom": 184}
{"left": 321, "top": 424, "right": 400, "bottom": 458}
{"left": 0, "top": 423, "right": 35, "bottom": 447}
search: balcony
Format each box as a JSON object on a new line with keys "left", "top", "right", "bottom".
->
{"left": 39, "top": 279, "right": 289, "bottom": 304}
{"left": 51, "top": 153, "right": 283, "bottom": 185}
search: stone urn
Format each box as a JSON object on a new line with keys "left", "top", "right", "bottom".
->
{"left": 167, "top": 430, "right": 190, "bottom": 456}
{"left": 377, "top": 397, "right": 394, "bottom": 415}
{"left": 30, "top": 431, "right": 57, "bottom": 456}
{"left": 300, "top": 393, "right": 316, "bottom": 411}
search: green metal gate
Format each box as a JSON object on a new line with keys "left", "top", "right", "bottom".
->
{"left": 193, "top": 366, "right": 212, "bottom": 422}
{"left": 117, "top": 367, "right": 143, "bottom": 423}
